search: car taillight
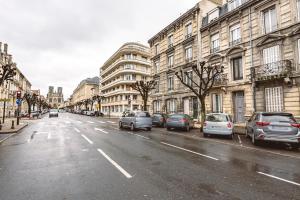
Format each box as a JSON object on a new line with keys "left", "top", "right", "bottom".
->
{"left": 181, "top": 118, "right": 188, "bottom": 123}
{"left": 160, "top": 118, "right": 164, "bottom": 122}
{"left": 291, "top": 123, "right": 300, "bottom": 128}
{"left": 227, "top": 122, "right": 232, "bottom": 128}
{"left": 256, "top": 122, "right": 270, "bottom": 126}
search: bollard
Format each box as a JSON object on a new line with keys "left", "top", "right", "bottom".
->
{"left": 11, "top": 120, "right": 15, "bottom": 129}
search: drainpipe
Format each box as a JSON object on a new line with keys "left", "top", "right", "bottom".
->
{"left": 249, "top": 7, "right": 256, "bottom": 112}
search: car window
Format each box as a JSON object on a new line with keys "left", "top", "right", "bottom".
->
{"left": 262, "top": 114, "right": 296, "bottom": 123}
{"left": 170, "top": 114, "right": 183, "bottom": 119}
{"left": 136, "top": 112, "right": 150, "bottom": 117}
{"left": 206, "top": 114, "right": 228, "bottom": 122}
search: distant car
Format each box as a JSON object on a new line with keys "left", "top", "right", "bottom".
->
{"left": 95, "top": 111, "right": 104, "bottom": 117}
{"left": 152, "top": 113, "right": 168, "bottom": 127}
{"left": 49, "top": 109, "right": 59, "bottom": 118}
{"left": 119, "top": 111, "right": 152, "bottom": 131}
{"left": 31, "top": 111, "right": 40, "bottom": 118}
{"left": 86, "top": 111, "right": 95, "bottom": 116}
{"left": 166, "top": 114, "right": 194, "bottom": 132}
{"left": 203, "top": 113, "right": 234, "bottom": 139}
{"left": 246, "top": 112, "right": 300, "bottom": 149}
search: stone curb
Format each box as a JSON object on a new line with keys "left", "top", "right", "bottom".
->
{"left": 0, "top": 123, "right": 28, "bottom": 144}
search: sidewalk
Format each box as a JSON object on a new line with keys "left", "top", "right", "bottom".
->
{"left": 0, "top": 118, "right": 29, "bottom": 144}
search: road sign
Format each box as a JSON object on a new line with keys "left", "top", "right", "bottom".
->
{"left": 16, "top": 99, "right": 22, "bottom": 105}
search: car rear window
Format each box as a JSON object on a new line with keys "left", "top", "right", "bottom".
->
{"left": 206, "top": 114, "right": 228, "bottom": 122}
{"left": 262, "top": 114, "right": 296, "bottom": 123}
{"left": 169, "top": 114, "right": 183, "bottom": 119}
{"left": 136, "top": 112, "right": 150, "bottom": 117}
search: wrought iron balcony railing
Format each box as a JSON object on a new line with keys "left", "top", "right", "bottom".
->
{"left": 229, "top": 38, "right": 242, "bottom": 47}
{"left": 210, "top": 46, "right": 220, "bottom": 54}
{"left": 214, "top": 73, "right": 228, "bottom": 86}
{"left": 252, "top": 60, "right": 293, "bottom": 81}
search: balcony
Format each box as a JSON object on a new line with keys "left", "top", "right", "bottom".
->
{"left": 252, "top": 60, "right": 293, "bottom": 81}
{"left": 229, "top": 38, "right": 242, "bottom": 47}
{"left": 210, "top": 46, "right": 220, "bottom": 54}
{"left": 213, "top": 73, "right": 228, "bottom": 87}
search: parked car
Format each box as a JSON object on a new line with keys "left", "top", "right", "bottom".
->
{"left": 31, "top": 111, "right": 40, "bottom": 118}
{"left": 119, "top": 111, "right": 152, "bottom": 131}
{"left": 246, "top": 112, "right": 300, "bottom": 149}
{"left": 203, "top": 113, "right": 234, "bottom": 139}
{"left": 86, "top": 111, "right": 95, "bottom": 116}
{"left": 49, "top": 109, "right": 59, "bottom": 118}
{"left": 166, "top": 114, "right": 194, "bottom": 132}
{"left": 152, "top": 113, "right": 168, "bottom": 127}
{"left": 81, "top": 110, "right": 87, "bottom": 115}
{"left": 95, "top": 111, "right": 104, "bottom": 117}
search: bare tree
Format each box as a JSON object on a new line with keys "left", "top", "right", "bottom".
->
{"left": 0, "top": 63, "right": 16, "bottom": 86}
{"left": 175, "top": 61, "right": 224, "bottom": 131}
{"left": 22, "top": 92, "right": 38, "bottom": 116}
{"left": 131, "top": 80, "right": 156, "bottom": 111}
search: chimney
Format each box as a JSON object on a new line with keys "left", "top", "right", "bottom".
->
{"left": 4, "top": 43, "right": 8, "bottom": 55}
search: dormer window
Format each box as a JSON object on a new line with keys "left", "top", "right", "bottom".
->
{"left": 186, "top": 23, "right": 192, "bottom": 38}
{"left": 228, "top": 0, "right": 242, "bottom": 12}
{"left": 168, "top": 35, "right": 174, "bottom": 47}
{"left": 263, "top": 7, "right": 277, "bottom": 34}
{"left": 208, "top": 8, "right": 219, "bottom": 23}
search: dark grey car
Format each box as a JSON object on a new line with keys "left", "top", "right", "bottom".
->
{"left": 166, "top": 114, "right": 194, "bottom": 132}
{"left": 119, "top": 111, "right": 152, "bottom": 131}
{"left": 152, "top": 113, "right": 168, "bottom": 127}
{"left": 246, "top": 112, "right": 300, "bottom": 148}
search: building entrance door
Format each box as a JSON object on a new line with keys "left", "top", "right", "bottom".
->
{"left": 233, "top": 91, "right": 245, "bottom": 123}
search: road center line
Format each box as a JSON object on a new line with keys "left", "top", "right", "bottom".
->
{"left": 47, "top": 132, "right": 52, "bottom": 139}
{"left": 107, "top": 121, "right": 116, "bottom": 124}
{"left": 161, "top": 142, "right": 219, "bottom": 161}
{"left": 135, "top": 134, "right": 150, "bottom": 140}
{"left": 98, "top": 121, "right": 106, "bottom": 124}
{"left": 97, "top": 149, "right": 132, "bottom": 179}
{"left": 81, "top": 134, "right": 94, "bottom": 144}
{"left": 257, "top": 172, "right": 300, "bottom": 186}
{"left": 95, "top": 128, "right": 108, "bottom": 134}
{"left": 74, "top": 128, "right": 80, "bottom": 133}
{"left": 87, "top": 121, "right": 95, "bottom": 124}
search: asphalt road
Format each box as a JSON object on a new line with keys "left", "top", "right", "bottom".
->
{"left": 0, "top": 113, "right": 299, "bottom": 200}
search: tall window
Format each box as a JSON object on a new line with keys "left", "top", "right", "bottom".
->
{"left": 211, "top": 33, "right": 220, "bottom": 53}
{"left": 124, "top": 64, "right": 134, "bottom": 70}
{"left": 263, "top": 45, "right": 280, "bottom": 74}
{"left": 228, "top": 0, "right": 242, "bottom": 11}
{"left": 265, "top": 87, "right": 283, "bottom": 112}
{"left": 154, "top": 61, "right": 160, "bottom": 73}
{"left": 232, "top": 57, "right": 243, "bottom": 80}
{"left": 212, "top": 93, "right": 222, "bottom": 113}
{"left": 229, "top": 24, "right": 241, "bottom": 46}
{"left": 153, "top": 101, "right": 161, "bottom": 113}
{"left": 263, "top": 7, "right": 277, "bottom": 34}
{"left": 168, "top": 55, "right": 174, "bottom": 68}
{"left": 125, "top": 54, "right": 132, "bottom": 59}
{"left": 168, "top": 35, "right": 174, "bottom": 47}
{"left": 186, "top": 23, "right": 192, "bottom": 38}
{"left": 155, "top": 44, "right": 160, "bottom": 55}
{"left": 167, "top": 76, "right": 174, "bottom": 91}
{"left": 298, "top": 0, "right": 300, "bottom": 21}
{"left": 184, "top": 71, "right": 193, "bottom": 86}
{"left": 167, "top": 99, "right": 176, "bottom": 113}
{"left": 155, "top": 79, "right": 159, "bottom": 93}
{"left": 185, "top": 46, "right": 193, "bottom": 62}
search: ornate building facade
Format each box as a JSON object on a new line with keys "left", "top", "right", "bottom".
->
{"left": 47, "top": 86, "right": 64, "bottom": 108}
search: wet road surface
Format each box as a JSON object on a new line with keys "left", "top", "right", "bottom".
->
{"left": 0, "top": 113, "right": 299, "bottom": 200}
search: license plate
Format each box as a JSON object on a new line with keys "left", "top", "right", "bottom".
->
{"left": 212, "top": 126, "right": 221, "bottom": 129}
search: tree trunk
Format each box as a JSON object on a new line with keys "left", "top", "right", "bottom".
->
{"left": 143, "top": 97, "right": 148, "bottom": 111}
{"left": 28, "top": 103, "right": 31, "bottom": 116}
{"left": 200, "top": 97, "right": 206, "bottom": 132}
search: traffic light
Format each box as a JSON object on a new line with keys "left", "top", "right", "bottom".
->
{"left": 16, "top": 91, "right": 21, "bottom": 99}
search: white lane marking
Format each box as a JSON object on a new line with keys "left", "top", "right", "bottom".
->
{"left": 107, "top": 121, "right": 116, "bottom": 124}
{"left": 36, "top": 131, "right": 48, "bottom": 135}
{"left": 74, "top": 128, "right": 80, "bottom": 133}
{"left": 87, "top": 121, "right": 95, "bottom": 124}
{"left": 98, "top": 121, "right": 106, "bottom": 124}
{"left": 27, "top": 139, "right": 31, "bottom": 143}
{"left": 97, "top": 149, "right": 132, "bottom": 179}
{"left": 76, "top": 121, "right": 82, "bottom": 124}
{"left": 161, "top": 142, "right": 219, "bottom": 161}
{"left": 164, "top": 131, "right": 300, "bottom": 160}
{"left": 135, "top": 134, "right": 150, "bottom": 140}
{"left": 47, "top": 132, "right": 52, "bottom": 139}
{"left": 257, "top": 172, "right": 300, "bottom": 186}
{"left": 81, "top": 134, "right": 94, "bottom": 144}
{"left": 94, "top": 128, "right": 108, "bottom": 134}
{"left": 65, "top": 121, "right": 71, "bottom": 124}
{"left": 237, "top": 135, "right": 242, "bottom": 145}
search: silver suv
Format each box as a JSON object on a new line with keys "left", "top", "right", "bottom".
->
{"left": 119, "top": 111, "right": 152, "bottom": 131}
{"left": 246, "top": 112, "right": 300, "bottom": 149}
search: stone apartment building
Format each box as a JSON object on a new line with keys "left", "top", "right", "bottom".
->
{"left": 148, "top": 0, "right": 219, "bottom": 118}
{"left": 100, "top": 42, "right": 152, "bottom": 117}
{"left": 47, "top": 86, "right": 64, "bottom": 108}
{"left": 71, "top": 76, "right": 99, "bottom": 111}
{"left": 0, "top": 42, "right": 32, "bottom": 117}
{"left": 200, "top": 0, "right": 300, "bottom": 122}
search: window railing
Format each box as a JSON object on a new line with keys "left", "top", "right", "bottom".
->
{"left": 185, "top": 33, "right": 192, "bottom": 39}
{"left": 213, "top": 73, "right": 228, "bottom": 86}
{"left": 229, "top": 38, "right": 242, "bottom": 47}
{"left": 252, "top": 60, "right": 293, "bottom": 80}
{"left": 210, "top": 46, "right": 220, "bottom": 54}
{"left": 168, "top": 43, "right": 174, "bottom": 48}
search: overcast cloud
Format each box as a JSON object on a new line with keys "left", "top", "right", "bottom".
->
{"left": 0, "top": 0, "right": 198, "bottom": 98}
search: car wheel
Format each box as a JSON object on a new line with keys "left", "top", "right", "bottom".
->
{"left": 119, "top": 122, "right": 123, "bottom": 129}
{"left": 147, "top": 127, "right": 151, "bottom": 131}
{"left": 130, "top": 123, "right": 135, "bottom": 131}
{"left": 291, "top": 143, "right": 300, "bottom": 150}
{"left": 203, "top": 133, "right": 208, "bottom": 137}
{"left": 228, "top": 133, "right": 234, "bottom": 140}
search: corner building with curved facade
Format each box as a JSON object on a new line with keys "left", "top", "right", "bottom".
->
{"left": 100, "top": 42, "right": 152, "bottom": 117}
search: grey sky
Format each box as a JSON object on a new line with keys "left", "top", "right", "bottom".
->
{"left": 0, "top": 0, "right": 198, "bottom": 98}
